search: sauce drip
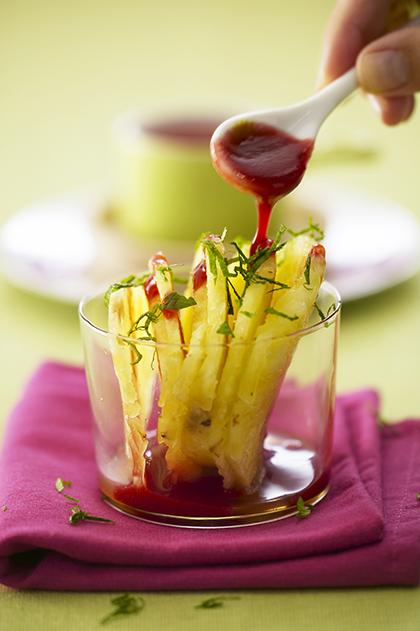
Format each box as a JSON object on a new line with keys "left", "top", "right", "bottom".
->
{"left": 150, "top": 252, "right": 169, "bottom": 268}
{"left": 143, "top": 275, "right": 159, "bottom": 302}
{"left": 251, "top": 198, "right": 274, "bottom": 255}
{"left": 143, "top": 273, "right": 176, "bottom": 320}
{"left": 193, "top": 259, "right": 207, "bottom": 291}
{"left": 212, "top": 121, "right": 314, "bottom": 253}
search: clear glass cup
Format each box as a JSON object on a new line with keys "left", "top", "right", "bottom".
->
{"left": 79, "top": 281, "right": 341, "bottom": 527}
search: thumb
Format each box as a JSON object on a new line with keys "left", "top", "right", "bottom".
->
{"left": 357, "top": 21, "right": 420, "bottom": 96}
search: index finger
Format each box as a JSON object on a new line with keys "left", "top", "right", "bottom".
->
{"left": 318, "top": 0, "right": 391, "bottom": 85}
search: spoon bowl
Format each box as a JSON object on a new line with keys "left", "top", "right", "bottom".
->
{"left": 210, "top": 68, "right": 358, "bottom": 254}
{"left": 210, "top": 69, "right": 358, "bottom": 201}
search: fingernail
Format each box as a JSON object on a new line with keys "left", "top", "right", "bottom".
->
{"left": 359, "top": 50, "right": 410, "bottom": 93}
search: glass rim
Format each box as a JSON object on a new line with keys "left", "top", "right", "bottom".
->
{"left": 79, "top": 280, "right": 341, "bottom": 349}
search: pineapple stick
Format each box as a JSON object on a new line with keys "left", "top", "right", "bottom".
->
{"left": 209, "top": 251, "right": 276, "bottom": 449}
{"left": 180, "top": 243, "right": 204, "bottom": 346}
{"left": 108, "top": 285, "right": 155, "bottom": 481}
{"left": 127, "top": 286, "right": 156, "bottom": 475}
{"left": 198, "top": 235, "right": 229, "bottom": 407}
{"left": 122, "top": 253, "right": 203, "bottom": 482}
{"left": 165, "top": 235, "right": 230, "bottom": 476}
{"left": 177, "top": 235, "right": 229, "bottom": 467}
{"left": 164, "top": 257, "right": 210, "bottom": 479}
{"left": 237, "top": 237, "right": 324, "bottom": 413}
{"left": 145, "top": 254, "right": 186, "bottom": 446}
{"left": 216, "top": 238, "right": 326, "bottom": 491}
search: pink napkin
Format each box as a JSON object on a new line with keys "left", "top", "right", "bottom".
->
{"left": 1, "top": 362, "right": 420, "bottom": 591}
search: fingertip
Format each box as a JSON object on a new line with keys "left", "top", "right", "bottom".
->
{"left": 380, "top": 96, "right": 414, "bottom": 125}
{"left": 367, "top": 94, "right": 415, "bottom": 125}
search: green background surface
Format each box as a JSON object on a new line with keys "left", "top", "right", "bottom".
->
{"left": 1, "top": 1, "right": 420, "bottom": 629}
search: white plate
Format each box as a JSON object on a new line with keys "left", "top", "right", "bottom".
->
{"left": 1, "top": 183, "right": 419, "bottom": 304}
{"left": 0, "top": 190, "right": 193, "bottom": 304}
{"left": 289, "top": 180, "right": 420, "bottom": 301}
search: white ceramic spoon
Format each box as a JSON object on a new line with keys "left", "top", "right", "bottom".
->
{"left": 210, "top": 68, "right": 358, "bottom": 203}
{"left": 210, "top": 67, "right": 357, "bottom": 146}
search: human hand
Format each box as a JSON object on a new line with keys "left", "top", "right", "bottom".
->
{"left": 318, "top": 0, "right": 420, "bottom": 125}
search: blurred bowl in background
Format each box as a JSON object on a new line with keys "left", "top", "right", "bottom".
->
{"left": 112, "top": 109, "right": 257, "bottom": 241}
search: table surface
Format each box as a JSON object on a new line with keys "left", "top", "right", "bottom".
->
{"left": 1, "top": 1, "right": 420, "bottom": 629}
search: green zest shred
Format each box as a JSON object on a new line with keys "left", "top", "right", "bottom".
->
{"left": 230, "top": 227, "right": 290, "bottom": 295}
{"left": 314, "top": 303, "right": 325, "bottom": 321}
{"left": 128, "top": 292, "right": 196, "bottom": 342}
{"left": 69, "top": 505, "right": 114, "bottom": 526}
{"left": 315, "top": 302, "right": 337, "bottom": 327}
{"left": 296, "top": 496, "right": 313, "bottom": 519}
{"left": 226, "top": 280, "right": 235, "bottom": 316}
{"left": 101, "top": 594, "right": 145, "bottom": 625}
{"left": 288, "top": 217, "right": 325, "bottom": 241}
{"left": 217, "top": 321, "right": 235, "bottom": 337}
{"left": 55, "top": 478, "right": 72, "bottom": 493}
{"left": 126, "top": 341, "right": 143, "bottom": 365}
{"left": 124, "top": 292, "right": 197, "bottom": 363}
{"left": 304, "top": 255, "right": 311, "bottom": 288}
{"left": 195, "top": 596, "right": 241, "bottom": 610}
{"left": 104, "top": 274, "right": 149, "bottom": 306}
{"left": 128, "top": 304, "right": 161, "bottom": 340}
{"left": 63, "top": 494, "right": 80, "bottom": 503}
{"left": 204, "top": 238, "right": 230, "bottom": 279}
{"left": 161, "top": 292, "right": 197, "bottom": 311}
{"left": 55, "top": 478, "right": 114, "bottom": 527}
{"left": 265, "top": 307, "right": 298, "bottom": 321}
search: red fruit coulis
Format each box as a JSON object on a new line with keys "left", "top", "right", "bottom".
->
{"left": 145, "top": 254, "right": 178, "bottom": 320}
{"left": 106, "top": 444, "right": 330, "bottom": 519}
{"left": 143, "top": 275, "right": 159, "bottom": 302}
{"left": 212, "top": 121, "right": 314, "bottom": 254}
{"left": 192, "top": 259, "right": 207, "bottom": 291}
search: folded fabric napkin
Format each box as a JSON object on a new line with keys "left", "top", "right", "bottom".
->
{"left": 1, "top": 362, "right": 420, "bottom": 591}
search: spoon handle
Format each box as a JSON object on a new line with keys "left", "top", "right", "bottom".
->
{"left": 308, "top": 68, "right": 358, "bottom": 127}
{"left": 318, "top": 68, "right": 358, "bottom": 106}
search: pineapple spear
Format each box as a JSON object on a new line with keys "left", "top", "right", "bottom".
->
{"left": 214, "top": 236, "right": 326, "bottom": 491}
{"left": 108, "top": 284, "right": 155, "bottom": 481}
{"left": 165, "top": 235, "right": 230, "bottom": 476}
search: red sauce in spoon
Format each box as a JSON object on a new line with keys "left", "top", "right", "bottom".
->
{"left": 212, "top": 121, "right": 314, "bottom": 254}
